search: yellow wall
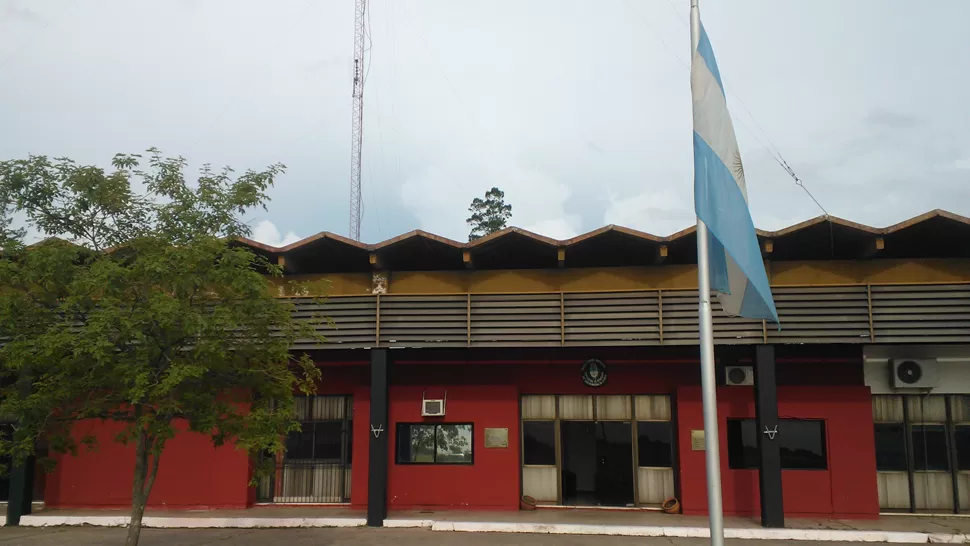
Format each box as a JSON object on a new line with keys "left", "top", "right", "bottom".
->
{"left": 769, "top": 259, "right": 970, "bottom": 286}
{"left": 277, "top": 259, "right": 970, "bottom": 296}
{"left": 269, "top": 273, "right": 372, "bottom": 297}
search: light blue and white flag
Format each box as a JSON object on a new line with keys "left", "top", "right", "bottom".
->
{"left": 691, "top": 23, "right": 779, "bottom": 324}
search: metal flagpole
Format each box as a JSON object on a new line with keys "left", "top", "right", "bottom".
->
{"left": 691, "top": 1, "right": 726, "bottom": 545}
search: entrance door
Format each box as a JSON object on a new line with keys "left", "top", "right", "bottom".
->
{"left": 561, "top": 421, "right": 634, "bottom": 506}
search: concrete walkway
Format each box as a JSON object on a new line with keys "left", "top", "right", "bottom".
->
{"left": 14, "top": 506, "right": 970, "bottom": 543}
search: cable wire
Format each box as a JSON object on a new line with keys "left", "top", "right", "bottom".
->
{"left": 637, "top": 0, "right": 830, "bottom": 220}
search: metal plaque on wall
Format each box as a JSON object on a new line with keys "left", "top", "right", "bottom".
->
{"left": 690, "top": 429, "right": 706, "bottom": 451}
{"left": 484, "top": 428, "right": 509, "bottom": 448}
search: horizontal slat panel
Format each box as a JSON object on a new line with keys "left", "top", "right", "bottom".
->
{"left": 471, "top": 333, "right": 561, "bottom": 341}
{"left": 565, "top": 304, "right": 659, "bottom": 313}
{"left": 282, "top": 284, "right": 970, "bottom": 349}
{"left": 381, "top": 332, "right": 468, "bottom": 343}
{"left": 291, "top": 296, "right": 377, "bottom": 349}
{"left": 473, "top": 294, "right": 562, "bottom": 301}
{"left": 470, "top": 293, "right": 561, "bottom": 345}
{"left": 564, "top": 292, "right": 659, "bottom": 346}
{"left": 473, "top": 307, "right": 559, "bottom": 315}
{"left": 566, "top": 291, "right": 660, "bottom": 300}
{"left": 472, "top": 327, "right": 561, "bottom": 335}
{"left": 380, "top": 294, "right": 467, "bottom": 346}
{"left": 871, "top": 284, "right": 970, "bottom": 343}
{"left": 378, "top": 294, "right": 468, "bottom": 302}
{"left": 379, "top": 320, "right": 469, "bottom": 327}
{"left": 471, "top": 341, "right": 562, "bottom": 347}
{"left": 565, "top": 325, "right": 658, "bottom": 333}
{"left": 664, "top": 290, "right": 762, "bottom": 344}
{"left": 568, "top": 332, "right": 657, "bottom": 340}
{"left": 768, "top": 285, "right": 868, "bottom": 344}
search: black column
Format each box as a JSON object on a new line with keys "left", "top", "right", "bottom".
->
{"left": 6, "top": 374, "right": 35, "bottom": 527}
{"left": 367, "top": 348, "right": 389, "bottom": 527}
{"left": 6, "top": 455, "right": 35, "bottom": 526}
{"left": 754, "top": 345, "right": 784, "bottom": 528}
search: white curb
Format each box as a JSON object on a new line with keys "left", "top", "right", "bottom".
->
{"left": 15, "top": 514, "right": 969, "bottom": 543}
{"left": 426, "top": 520, "right": 947, "bottom": 543}
{"left": 383, "top": 519, "right": 433, "bottom": 529}
{"left": 19, "top": 515, "right": 366, "bottom": 529}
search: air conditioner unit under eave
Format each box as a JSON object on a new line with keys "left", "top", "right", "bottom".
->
{"left": 892, "top": 358, "right": 939, "bottom": 389}
{"left": 725, "top": 366, "right": 754, "bottom": 386}
{"left": 422, "top": 399, "right": 446, "bottom": 417}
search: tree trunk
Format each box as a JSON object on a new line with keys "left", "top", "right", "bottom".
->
{"left": 126, "top": 429, "right": 161, "bottom": 546}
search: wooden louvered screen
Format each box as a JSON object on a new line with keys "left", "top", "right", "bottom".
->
{"left": 660, "top": 290, "right": 763, "bottom": 345}
{"left": 767, "top": 286, "right": 870, "bottom": 344}
{"left": 870, "top": 284, "right": 970, "bottom": 343}
{"left": 379, "top": 295, "right": 468, "bottom": 347}
{"left": 657, "top": 290, "right": 697, "bottom": 345}
{"left": 291, "top": 282, "right": 968, "bottom": 349}
{"left": 470, "top": 293, "right": 561, "bottom": 347}
{"left": 563, "top": 291, "right": 659, "bottom": 346}
{"left": 291, "top": 296, "right": 376, "bottom": 350}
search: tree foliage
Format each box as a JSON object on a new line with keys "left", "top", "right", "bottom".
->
{"left": 466, "top": 187, "right": 511, "bottom": 241}
{"left": 0, "top": 150, "right": 323, "bottom": 546}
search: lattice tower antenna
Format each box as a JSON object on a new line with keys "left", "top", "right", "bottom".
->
{"left": 349, "top": 0, "right": 367, "bottom": 240}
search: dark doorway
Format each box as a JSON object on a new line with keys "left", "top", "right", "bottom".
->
{"left": 561, "top": 421, "right": 634, "bottom": 506}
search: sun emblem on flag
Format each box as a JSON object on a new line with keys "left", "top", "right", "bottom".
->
{"left": 732, "top": 151, "right": 745, "bottom": 179}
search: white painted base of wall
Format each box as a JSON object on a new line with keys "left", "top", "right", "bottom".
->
{"left": 13, "top": 514, "right": 969, "bottom": 543}
{"left": 18, "top": 515, "right": 366, "bottom": 528}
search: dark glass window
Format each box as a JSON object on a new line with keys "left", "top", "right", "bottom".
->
{"left": 347, "top": 418, "right": 354, "bottom": 463}
{"left": 912, "top": 425, "right": 949, "bottom": 471}
{"left": 637, "top": 421, "right": 673, "bottom": 467}
{"left": 727, "top": 419, "right": 759, "bottom": 469}
{"left": 523, "top": 421, "right": 555, "bottom": 466}
{"left": 285, "top": 427, "right": 315, "bottom": 459}
{"left": 313, "top": 422, "right": 343, "bottom": 460}
{"left": 954, "top": 425, "right": 970, "bottom": 471}
{"left": 286, "top": 421, "right": 349, "bottom": 461}
{"left": 727, "top": 419, "right": 827, "bottom": 470}
{"left": 397, "top": 423, "right": 473, "bottom": 465}
{"left": 874, "top": 423, "right": 907, "bottom": 471}
{"left": 284, "top": 396, "right": 352, "bottom": 463}
{"left": 781, "top": 420, "right": 827, "bottom": 470}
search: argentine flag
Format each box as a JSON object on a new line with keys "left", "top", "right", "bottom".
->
{"left": 691, "top": 23, "right": 779, "bottom": 324}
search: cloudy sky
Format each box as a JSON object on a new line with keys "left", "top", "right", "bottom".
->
{"left": 2, "top": 0, "right": 969, "bottom": 246}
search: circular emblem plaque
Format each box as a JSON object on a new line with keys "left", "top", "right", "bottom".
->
{"left": 581, "top": 359, "right": 607, "bottom": 387}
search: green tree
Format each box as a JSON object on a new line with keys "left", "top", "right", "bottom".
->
{"left": 466, "top": 187, "right": 511, "bottom": 241}
{"left": 0, "top": 150, "right": 323, "bottom": 546}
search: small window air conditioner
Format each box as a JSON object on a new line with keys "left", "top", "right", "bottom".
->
{"left": 422, "top": 399, "right": 446, "bottom": 417}
{"left": 892, "top": 359, "right": 939, "bottom": 389}
{"left": 725, "top": 366, "right": 754, "bottom": 386}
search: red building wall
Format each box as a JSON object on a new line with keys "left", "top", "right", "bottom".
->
{"left": 385, "top": 385, "right": 520, "bottom": 510}
{"left": 350, "top": 386, "right": 370, "bottom": 509}
{"left": 45, "top": 364, "right": 372, "bottom": 510}
{"left": 45, "top": 419, "right": 252, "bottom": 509}
{"left": 676, "top": 385, "right": 879, "bottom": 518}
{"left": 42, "top": 357, "right": 879, "bottom": 519}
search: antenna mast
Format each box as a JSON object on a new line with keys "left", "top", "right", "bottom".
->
{"left": 349, "top": 0, "right": 367, "bottom": 240}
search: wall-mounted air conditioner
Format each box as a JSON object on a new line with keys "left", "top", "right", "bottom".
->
{"left": 422, "top": 399, "right": 446, "bottom": 417}
{"left": 725, "top": 366, "right": 754, "bottom": 386}
{"left": 891, "top": 359, "right": 938, "bottom": 389}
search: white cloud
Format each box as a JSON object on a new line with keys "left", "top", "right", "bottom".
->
{"left": 603, "top": 189, "right": 694, "bottom": 236}
{"left": 250, "top": 220, "right": 301, "bottom": 248}
{"left": 949, "top": 158, "right": 970, "bottom": 171}
{"left": 400, "top": 149, "right": 580, "bottom": 241}
{"left": 523, "top": 218, "right": 580, "bottom": 240}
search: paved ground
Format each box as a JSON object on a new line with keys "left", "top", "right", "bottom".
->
{"left": 0, "top": 527, "right": 888, "bottom": 546}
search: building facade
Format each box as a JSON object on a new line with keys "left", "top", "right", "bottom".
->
{"left": 35, "top": 210, "right": 970, "bottom": 520}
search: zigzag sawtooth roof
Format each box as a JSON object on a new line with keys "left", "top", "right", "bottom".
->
{"left": 232, "top": 209, "right": 970, "bottom": 272}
